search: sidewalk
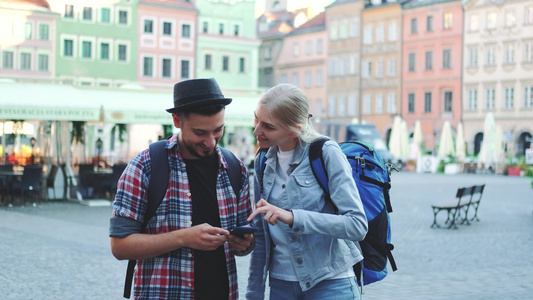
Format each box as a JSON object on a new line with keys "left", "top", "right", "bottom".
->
{"left": 0, "top": 172, "right": 531, "bottom": 299}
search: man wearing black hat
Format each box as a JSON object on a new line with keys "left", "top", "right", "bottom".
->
{"left": 110, "top": 78, "right": 254, "bottom": 299}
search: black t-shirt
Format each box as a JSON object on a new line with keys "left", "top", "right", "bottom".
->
{"left": 184, "top": 153, "right": 229, "bottom": 300}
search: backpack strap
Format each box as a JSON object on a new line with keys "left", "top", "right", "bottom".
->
{"left": 309, "top": 138, "right": 331, "bottom": 198}
{"left": 123, "top": 140, "right": 169, "bottom": 298}
{"left": 220, "top": 147, "right": 243, "bottom": 197}
{"left": 257, "top": 148, "right": 269, "bottom": 194}
{"left": 123, "top": 142, "right": 242, "bottom": 299}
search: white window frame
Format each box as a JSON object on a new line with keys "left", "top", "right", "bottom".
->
{"left": 348, "top": 93, "right": 357, "bottom": 116}
{"left": 524, "top": 86, "right": 533, "bottom": 108}
{"left": 363, "top": 94, "right": 372, "bottom": 115}
{"left": 377, "top": 59, "right": 384, "bottom": 77}
{"left": 305, "top": 71, "right": 312, "bottom": 88}
{"left": 388, "top": 58, "right": 396, "bottom": 76}
{"left": 328, "top": 96, "right": 336, "bottom": 117}
{"left": 293, "top": 42, "right": 300, "bottom": 57}
{"left": 161, "top": 56, "right": 174, "bottom": 79}
{"left": 116, "top": 40, "right": 130, "bottom": 63}
{"left": 486, "top": 88, "right": 495, "bottom": 110}
{"left": 504, "top": 87, "right": 514, "bottom": 109}
{"left": 468, "top": 89, "right": 478, "bottom": 110}
{"left": 98, "top": 38, "right": 113, "bottom": 61}
{"left": 338, "top": 95, "right": 346, "bottom": 117}
{"left": 79, "top": 36, "right": 96, "bottom": 60}
{"left": 375, "top": 93, "right": 383, "bottom": 114}
{"left": 142, "top": 54, "right": 155, "bottom": 77}
{"left": 388, "top": 22, "right": 397, "bottom": 41}
{"left": 61, "top": 34, "right": 77, "bottom": 59}
{"left": 388, "top": 92, "right": 397, "bottom": 114}
{"left": 316, "top": 70, "right": 323, "bottom": 87}
{"left": 364, "top": 26, "right": 373, "bottom": 44}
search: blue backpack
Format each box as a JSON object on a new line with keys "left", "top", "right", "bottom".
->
{"left": 258, "top": 138, "right": 397, "bottom": 287}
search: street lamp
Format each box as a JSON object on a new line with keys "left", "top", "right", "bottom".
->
{"left": 30, "top": 137, "right": 36, "bottom": 165}
{"left": 96, "top": 138, "right": 103, "bottom": 170}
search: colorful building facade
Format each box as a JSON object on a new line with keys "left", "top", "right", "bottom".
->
{"left": 275, "top": 12, "right": 327, "bottom": 119}
{"left": 49, "top": 0, "right": 138, "bottom": 87}
{"left": 0, "top": 0, "right": 59, "bottom": 82}
{"left": 361, "top": 0, "right": 403, "bottom": 141}
{"left": 137, "top": 0, "right": 197, "bottom": 90}
{"left": 463, "top": 0, "right": 533, "bottom": 157}
{"left": 401, "top": 0, "right": 463, "bottom": 150}
{"left": 324, "top": 0, "right": 364, "bottom": 141}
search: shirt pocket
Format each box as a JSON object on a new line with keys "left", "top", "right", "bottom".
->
{"left": 292, "top": 175, "right": 323, "bottom": 211}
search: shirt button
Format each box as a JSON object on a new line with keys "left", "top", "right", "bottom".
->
{"left": 188, "top": 253, "right": 192, "bottom": 258}
{"left": 305, "top": 180, "right": 310, "bottom": 184}
{"left": 188, "top": 221, "right": 192, "bottom": 226}
{"left": 291, "top": 235, "right": 297, "bottom": 241}
{"left": 306, "top": 282, "right": 311, "bottom": 288}
{"left": 181, "top": 163, "right": 186, "bottom": 167}
{"left": 282, "top": 184, "right": 286, "bottom": 188}
{"left": 187, "top": 192, "right": 191, "bottom": 197}
{"left": 188, "top": 283, "right": 192, "bottom": 287}
{"left": 297, "top": 258, "right": 303, "bottom": 264}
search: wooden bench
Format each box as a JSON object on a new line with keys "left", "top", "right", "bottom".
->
{"left": 431, "top": 184, "right": 485, "bottom": 229}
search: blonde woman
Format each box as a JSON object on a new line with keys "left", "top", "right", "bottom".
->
{"left": 246, "top": 84, "right": 368, "bottom": 300}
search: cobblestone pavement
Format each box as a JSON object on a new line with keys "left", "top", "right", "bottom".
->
{"left": 1, "top": 172, "right": 532, "bottom": 299}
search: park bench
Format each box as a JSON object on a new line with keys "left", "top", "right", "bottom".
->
{"left": 431, "top": 184, "right": 485, "bottom": 229}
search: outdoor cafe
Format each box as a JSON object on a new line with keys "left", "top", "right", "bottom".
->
{"left": 0, "top": 81, "right": 257, "bottom": 206}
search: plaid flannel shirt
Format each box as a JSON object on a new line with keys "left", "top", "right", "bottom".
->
{"left": 112, "top": 134, "right": 251, "bottom": 299}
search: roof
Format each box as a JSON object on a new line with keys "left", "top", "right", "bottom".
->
{"left": 139, "top": 0, "right": 196, "bottom": 10}
{"left": 1, "top": 0, "right": 50, "bottom": 8}
{"left": 402, "top": 0, "right": 460, "bottom": 9}
{"left": 289, "top": 11, "right": 326, "bottom": 36}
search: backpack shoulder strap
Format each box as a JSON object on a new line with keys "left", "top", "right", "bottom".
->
{"left": 257, "top": 148, "right": 269, "bottom": 194}
{"left": 309, "top": 138, "right": 330, "bottom": 196}
{"left": 123, "top": 139, "right": 169, "bottom": 298}
{"left": 219, "top": 147, "right": 242, "bottom": 197}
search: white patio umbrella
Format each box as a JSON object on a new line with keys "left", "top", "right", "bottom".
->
{"left": 478, "top": 112, "right": 497, "bottom": 166}
{"left": 494, "top": 125, "right": 503, "bottom": 161}
{"left": 410, "top": 120, "right": 424, "bottom": 159}
{"left": 456, "top": 122, "right": 466, "bottom": 161}
{"left": 437, "top": 121, "right": 455, "bottom": 158}
{"left": 388, "top": 115, "right": 404, "bottom": 159}
{"left": 400, "top": 120, "right": 410, "bottom": 158}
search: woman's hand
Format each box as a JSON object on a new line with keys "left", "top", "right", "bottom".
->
{"left": 247, "top": 199, "right": 294, "bottom": 226}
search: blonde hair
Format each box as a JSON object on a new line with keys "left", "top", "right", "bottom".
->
{"left": 258, "top": 84, "right": 324, "bottom": 144}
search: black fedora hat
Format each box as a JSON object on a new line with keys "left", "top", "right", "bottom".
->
{"left": 166, "top": 78, "right": 232, "bottom": 113}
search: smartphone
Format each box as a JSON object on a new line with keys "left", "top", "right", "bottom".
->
{"left": 230, "top": 226, "right": 258, "bottom": 237}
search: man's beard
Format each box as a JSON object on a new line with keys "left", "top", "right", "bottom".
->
{"left": 184, "top": 140, "right": 218, "bottom": 159}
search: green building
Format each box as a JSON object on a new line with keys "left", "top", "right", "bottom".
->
{"left": 195, "top": 0, "right": 260, "bottom": 91}
{"left": 49, "top": 0, "right": 138, "bottom": 88}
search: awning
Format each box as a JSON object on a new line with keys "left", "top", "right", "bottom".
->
{"left": 0, "top": 82, "right": 101, "bottom": 121}
{"left": 82, "top": 88, "right": 172, "bottom": 125}
{"left": 84, "top": 88, "right": 257, "bottom": 127}
{"left": 0, "top": 81, "right": 258, "bottom": 126}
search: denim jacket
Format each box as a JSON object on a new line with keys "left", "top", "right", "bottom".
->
{"left": 246, "top": 140, "right": 368, "bottom": 299}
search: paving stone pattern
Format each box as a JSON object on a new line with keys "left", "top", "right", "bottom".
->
{"left": 0, "top": 172, "right": 532, "bottom": 299}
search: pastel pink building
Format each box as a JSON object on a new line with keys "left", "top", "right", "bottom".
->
{"left": 137, "top": 0, "right": 197, "bottom": 90}
{"left": 0, "top": 0, "right": 59, "bottom": 82}
{"left": 401, "top": 0, "right": 463, "bottom": 151}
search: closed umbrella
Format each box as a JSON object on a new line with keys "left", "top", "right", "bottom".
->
{"left": 456, "top": 122, "right": 466, "bottom": 161}
{"left": 388, "top": 115, "right": 403, "bottom": 159}
{"left": 478, "top": 112, "right": 497, "bottom": 166}
{"left": 494, "top": 125, "right": 503, "bottom": 161}
{"left": 437, "top": 121, "right": 455, "bottom": 158}
{"left": 410, "top": 120, "right": 424, "bottom": 159}
{"left": 400, "top": 120, "right": 410, "bottom": 158}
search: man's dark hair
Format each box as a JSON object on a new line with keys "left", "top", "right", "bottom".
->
{"left": 176, "top": 104, "right": 226, "bottom": 120}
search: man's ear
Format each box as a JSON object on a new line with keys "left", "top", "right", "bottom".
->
{"left": 172, "top": 113, "right": 182, "bottom": 129}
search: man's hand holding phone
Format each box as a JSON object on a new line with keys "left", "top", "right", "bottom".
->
{"left": 228, "top": 226, "right": 257, "bottom": 254}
